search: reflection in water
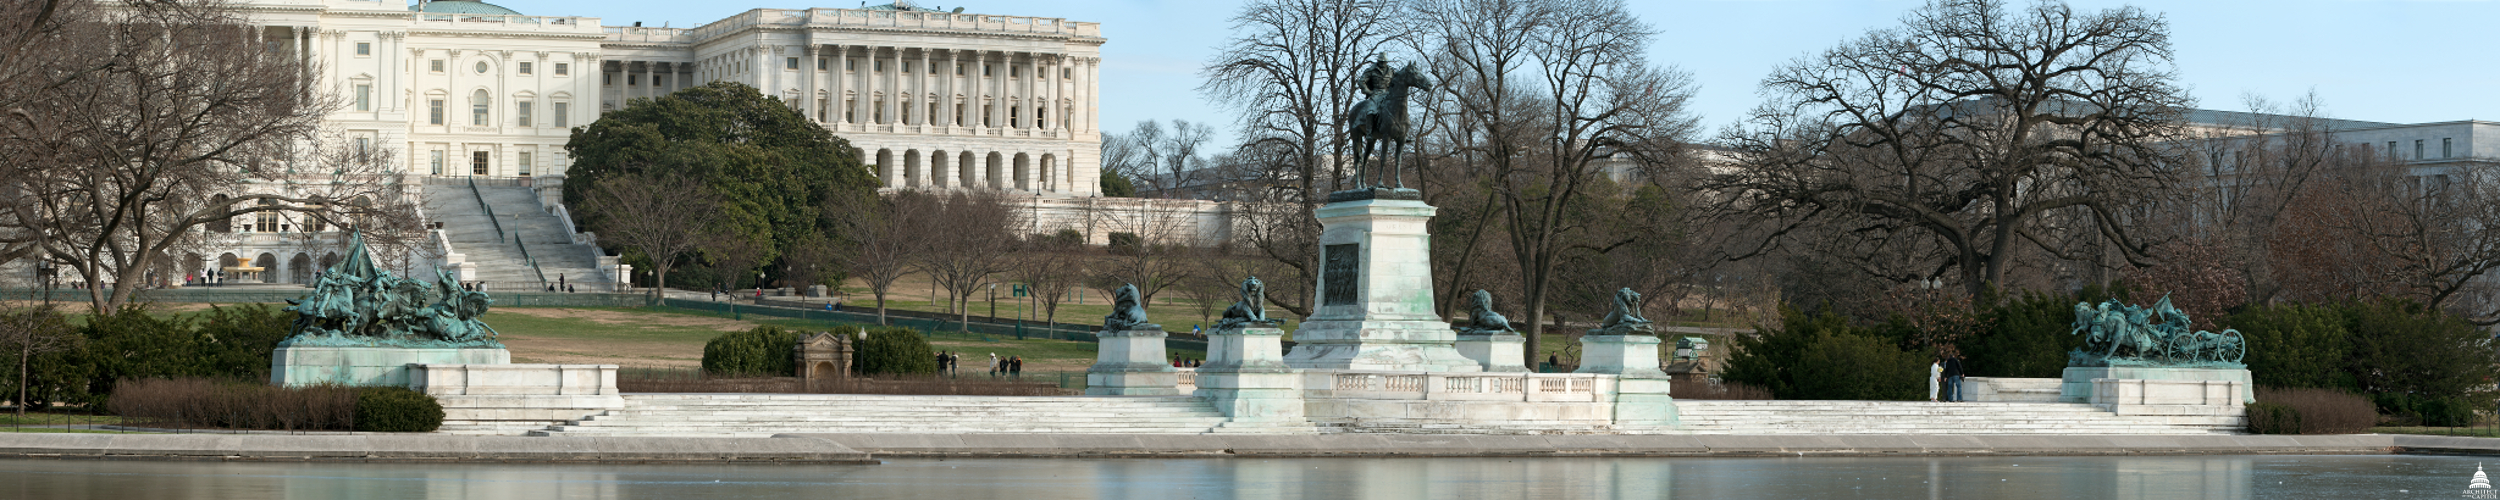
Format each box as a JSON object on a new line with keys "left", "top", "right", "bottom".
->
{"left": 0, "top": 454, "right": 2478, "bottom": 499}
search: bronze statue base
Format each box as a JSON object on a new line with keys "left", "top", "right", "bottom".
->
{"left": 1326, "top": 187, "right": 1422, "bottom": 203}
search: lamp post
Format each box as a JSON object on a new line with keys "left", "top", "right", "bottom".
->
{"left": 987, "top": 283, "right": 998, "bottom": 323}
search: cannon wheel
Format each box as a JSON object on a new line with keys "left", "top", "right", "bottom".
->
{"left": 2216, "top": 330, "right": 2246, "bottom": 364}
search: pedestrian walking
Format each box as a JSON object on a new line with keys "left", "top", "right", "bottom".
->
{"left": 1929, "top": 356, "right": 1943, "bottom": 402}
{"left": 1941, "top": 348, "right": 1966, "bottom": 402}
{"left": 1009, "top": 356, "right": 1023, "bottom": 378}
{"left": 989, "top": 353, "right": 1000, "bottom": 377}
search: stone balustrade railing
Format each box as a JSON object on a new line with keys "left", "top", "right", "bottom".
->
{"left": 1302, "top": 370, "right": 1615, "bottom": 403}
{"left": 417, "top": 14, "right": 600, "bottom": 33}
{"left": 686, "top": 8, "right": 1102, "bottom": 43}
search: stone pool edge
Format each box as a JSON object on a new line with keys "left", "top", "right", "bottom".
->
{"left": 3, "top": 433, "right": 2492, "bottom": 462}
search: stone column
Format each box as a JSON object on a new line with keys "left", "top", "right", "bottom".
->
{"left": 834, "top": 45, "right": 849, "bottom": 124}
{"left": 803, "top": 44, "right": 819, "bottom": 120}
{"left": 1088, "top": 323, "right": 1179, "bottom": 396}
{"left": 1197, "top": 325, "right": 1307, "bottom": 430}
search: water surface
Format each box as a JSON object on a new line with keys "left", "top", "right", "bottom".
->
{"left": 0, "top": 454, "right": 2488, "bottom": 499}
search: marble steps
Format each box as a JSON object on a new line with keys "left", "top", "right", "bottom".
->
{"left": 1669, "top": 401, "right": 2240, "bottom": 435}
{"left": 528, "top": 394, "right": 1241, "bottom": 436}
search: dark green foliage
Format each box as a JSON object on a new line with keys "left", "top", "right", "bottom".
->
{"left": 2222, "top": 303, "right": 2355, "bottom": 390}
{"left": 1961, "top": 292, "right": 2090, "bottom": 378}
{"left": 353, "top": 387, "right": 444, "bottom": 432}
{"left": 2374, "top": 392, "right": 2478, "bottom": 427}
{"left": 852, "top": 326, "right": 938, "bottom": 376}
{"left": 701, "top": 326, "right": 804, "bottom": 377}
{"left": 1725, "top": 307, "right": 1927, "bottom": 400}
{"left": 1790, "top": 328, "right": 1928, "bottom": 401}
{"left": 29, "top": 305, "right": 296, "bottom": 407}
{"left": 1100, "top": 169, "right": 1137, "bottom": 197}
{"left": 2340, "top": 299, "right": 2497, "bottom": 417}
{"left": 564, "top": 81, "right": 878, "bottom": 285}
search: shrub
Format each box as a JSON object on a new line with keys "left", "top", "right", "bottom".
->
{"left": 354, "top": 386, "right": 443, "bottom": 432}
{"left": 1670, "top": 381, "right": 1773, "bottom": 400}
{"left": 701, "top": 326, "right": 804, "bottom": 377}
{"left": 1724, "top": 307, "right": 1927, "bottom": 401}
{"left": 1963, "top": 291, "right": 2092, "bottom": 378}
{"left": 109, "top": 378, "right": 357, "bottom": 431}
{"left": 852, "top": 326, "right": 938, "bottom": 376}
{"left": 2343, "top": 300, "right": 2498, "bottom": 417}
{"left": 2374, "top": 392, "right": 2479, "bottom": 428}
{"left": 2247, "top": 388, "right": 2377, "bottom": 434}
{"left": 1107, "top": 232, "right": 1141, "bottom": 255}
{"left": 2223, "top": 303, "right": 2355, "bottom": 390}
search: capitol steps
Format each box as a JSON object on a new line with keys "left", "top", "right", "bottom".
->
{"left": 528, "top": 394, "right": 1241, "bottom": 437}
{"left": 419, "top": 182, "right": 609, "bottom": 287}
{"left": 1668, "top": 401, "right": 2241, "bottom": 435}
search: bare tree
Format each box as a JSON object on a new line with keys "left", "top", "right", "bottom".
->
{"left": 12, "top": 0, "right": 424, "bottom": 313}
{"left": 0, "top": 305, "right": 75, "bottom": 417}
{"left": 1008, "top": 231, "right": 1086, "bottom": 328}
{"left": 913, "top": 191, "right": 1019, "bottom": 331}
{"left": 2269, "top": 154, "right": 2500, "bottom": 324}
{"left": 1203, "top": 0, "right": 1404, "bottom": 315}
{"left": 834, "top": 191, "right": 931, "bottom": 325}
{"left": 1085, "top": 198, "right": 1206, "bottom": 309}
{"left": 577, "top": 173, "right": 723, "bottom": 302}
{"left": 1709, "top": 0, "right": 2190, "bottom": 301}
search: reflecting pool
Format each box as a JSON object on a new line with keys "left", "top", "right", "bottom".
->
{"left": 1, "top": 454, "right": 2489, "bottom": 499}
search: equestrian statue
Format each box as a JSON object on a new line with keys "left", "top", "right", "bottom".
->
{"left": 1346, "top": 55, "right": 1434, "bottom": 190}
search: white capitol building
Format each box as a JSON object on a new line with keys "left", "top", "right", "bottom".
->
{"left": 270, "top": 0, "right": 1106, "bottom": 192}
{"left": 117, "top": 0, "right": 1153, "bottom": 290}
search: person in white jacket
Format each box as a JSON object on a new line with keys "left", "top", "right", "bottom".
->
{"left": 1929, "top": 357, "right": 1944, "bottom": 402}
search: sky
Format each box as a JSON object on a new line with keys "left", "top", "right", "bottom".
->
{"left": 508, "top": 0, "right": 2500, "bottom": 143}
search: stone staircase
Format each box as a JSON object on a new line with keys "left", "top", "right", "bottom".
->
{"left": 528, "top": 394, "right": 1242, "bottom": 437}
{"left": 1669, "top": 401, "right": 2241, "bottom": 435}
{"left": 421, "top": 181, "right": 607, "bottom": 287}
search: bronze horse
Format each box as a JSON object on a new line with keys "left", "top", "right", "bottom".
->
{"left": 1347, "top": 61, "right": 1432, "bottom": 189}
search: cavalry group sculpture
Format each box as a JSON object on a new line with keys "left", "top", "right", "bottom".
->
{"left": 279, "top": 232, "right": 501, "bottom": 349}
{"left": 2068, "top": 295, "right": 2245, "bottom": 368}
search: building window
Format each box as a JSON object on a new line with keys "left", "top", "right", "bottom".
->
{"left": 474, "top": 61, "right": 489, "bottom": 74}
{"left": 553, "top": 102, "right": 568, "bottom": 127}
{"left": 519, "top": 62, "right": 533, "bottom": 75}
{"left": 818, "top": 58, "right": 827, "bottom": 70}
{"left": 518, "top": 101, "right": 533, "bottom": 126}
{"left": 983, "top": 104, "right": 993, "bottom": 127}
{"left": 355, "top": 84, "right": 371, "bottom": 111}
{"left": 1037, "top": 108, "right": 1047, "bottom": 128}
{"left": 956, "top": 63, "right": 965, "bottom": 75}
{"left": 983, "top": 64, "right": 992, "bottom": 76}
{"left": 627, "top": 74, "right": 638, "bottom": 86}
{"left": 353, "top": 137, "right": 372, "bottom": 162}
{"left": 555, "top": 62, "right": 569, "bottom": 76}
{"left": 874, "top": 100, "right": 885, "bottom": 123}
{"left": 472, "top": 151, "right": 489, "bottom": 175}
{"left": 1010, "top": 66, "right": 1020, "bottom": 77}
{"left": 903, "top": 62, "right": 913, "bottom": 73}
{"left": 603, "top": 73, "right": 612, "bottom": 85}
{"left": 2389, "top": 141, "right": 2399, "bottom": 160}
{"left": 429, "top": 99, "right": 444, "bottom": 125}
{"left": 655, "top": 75, "right": 667, "bottom": 88}
{"left": 846, "top": 60, "right": 855, "bottom": 71}
{"left": 430, "top": 60, "right": 444, "bottom": 73}
{"left": 256, "top": 200, "right": 279, "bottom": 233}
{"left": 2443, "top": 138, "right": 2453, "bottom": 159}
{"left": 845, "top": 99, "right": 856, "bottom": 122}
{"left": 355, "top": 42, "right": 370, "bottom": 56}
{"left": 430, "top": 150, "right": 444, "bottom": 175}
{"left": 2416, "top": 139, "right": 2425, "bottom": 160}
{"left": 518, "top": 151, "right": 533, "bottom": 176}
{"left": 787, "top": 57, "right": 799, "bottom": 69}
{"left": 471, "top": 90, "right": 490, "bottom": 126}
{"left": 1063, "top": 68, "right": 1070, "bottom": 79}
{"left": 874, "top": 60, "right": 884, "bottom": 72}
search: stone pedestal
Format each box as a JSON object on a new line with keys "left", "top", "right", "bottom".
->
{"left": 1576, "top": 335, "right": 1667, "bottom": 378}
{"left": 1282, "top": 198, "right": 1481, "bottom": 372}
{"left": 1612, "top": 376, "right": 1678, "bottom": 427}
{"left": 1088, "top": 325, "right": 1180, "bottom": 396}
{"left": 1454, "top": 333, "right": 1530, "bottom": 373}
{"left": 1196, "top": 326, "right": 1306, "bottom": 426}
{"left": 2060, "top": 366, "right": 2253, "bottom": 404}
{"left": 272, "top": 347, "right": 508, "bottom": 387}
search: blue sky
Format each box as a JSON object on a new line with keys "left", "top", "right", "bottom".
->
{"left": 508, "top": 0, "right": 2500, "bottom": 143}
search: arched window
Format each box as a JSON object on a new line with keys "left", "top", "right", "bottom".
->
{"left": 470, "top": 90, "right": 490, "bottom": 126}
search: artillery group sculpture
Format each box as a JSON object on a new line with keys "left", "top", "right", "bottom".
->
{"left": 278, "top": 232, "right": 500, "bottom": 349}
{"left": 2068, "top": 295, "right": 2245, "bottom": 368}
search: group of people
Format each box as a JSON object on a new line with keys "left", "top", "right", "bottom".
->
{"left": 1928, "top": 349, "right": 1967, "bottom": 402}
{"left": 1170, "top": 358, "right": 1201, "bottom": 368}
{"left": 934, "top": 351, "right": 960, "bottom": 374}
{"left": 986, "top": 353, "right": 1024, "bottom": 378}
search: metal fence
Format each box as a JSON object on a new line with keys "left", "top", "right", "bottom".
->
{"left": 0, "top": 288, "right": 649, "bottom": 307}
